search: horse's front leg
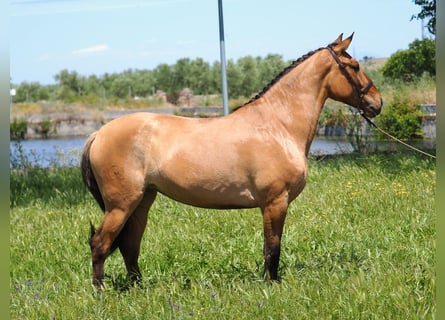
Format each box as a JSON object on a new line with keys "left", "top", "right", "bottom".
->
{"left": 261, "top": 196, "right": 288, "bottom": 282}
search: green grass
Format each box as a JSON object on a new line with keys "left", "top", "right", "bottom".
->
{"left": 10, "top": 152, "right": 435, "bottom": 319}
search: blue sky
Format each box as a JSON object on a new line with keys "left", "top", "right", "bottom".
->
{"left": 10, "top": 0, "right": 426, "bottom": 84}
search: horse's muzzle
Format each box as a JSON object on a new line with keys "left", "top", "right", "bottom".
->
{"left": 366, "top": 97, "right": 383, "bottom": 118}
{"left": 368, "top": 105, "right": 381, "bottom": 117}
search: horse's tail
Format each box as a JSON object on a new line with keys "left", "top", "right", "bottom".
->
{"left": 81, "top": 131, "right": 105, "bottom": 212}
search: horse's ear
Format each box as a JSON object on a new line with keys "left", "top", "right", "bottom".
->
{"left": 330, "top": 33, "right": 343, "bottom": 46}
{"left": 332, "top": 32, "right": 354, "bottom": 54}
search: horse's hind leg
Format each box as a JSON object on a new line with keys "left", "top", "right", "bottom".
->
{"left": 90, "top": 206, "right": 135, "bottom": 287}
{"left": 117, "top": 190, "right": 157, "bottom": 284}
{"left": 90, "top": 185, "right": 147, "bottom": 288}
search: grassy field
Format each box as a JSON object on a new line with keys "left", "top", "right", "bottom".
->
{"left": 10, "top": 152, "right": 435, "bottom": 319}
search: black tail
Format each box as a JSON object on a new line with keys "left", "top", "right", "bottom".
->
{"left": 81, "top": 132, "right": 105, "bottom": 212}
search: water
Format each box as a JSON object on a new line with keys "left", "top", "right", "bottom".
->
{"left": 10, "top": 137, "right": 86, "bottom": 168}
{"left": 10, "top": 137, "right": 354, "bottom": 168}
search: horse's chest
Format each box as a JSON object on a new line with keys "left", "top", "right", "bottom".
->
{"left": 255, "top": 148, "right": 307, "bottom": 201}
{"left": 275, "top": 150, "right": 308, "bottom": 201}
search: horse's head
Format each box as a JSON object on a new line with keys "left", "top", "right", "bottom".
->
{"left": 325, "top": 33, "right": 382, "bottom": 118}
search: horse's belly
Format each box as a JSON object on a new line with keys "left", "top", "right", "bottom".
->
{"left": 152, "top": 177, "right": 258, "bottom": 209}
{"left": 163, "top": 193, "right": 256, "bottom": 209}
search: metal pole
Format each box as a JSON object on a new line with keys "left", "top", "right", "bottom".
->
{"left": 218, "top": 0, "right": 229, "bottom": 115}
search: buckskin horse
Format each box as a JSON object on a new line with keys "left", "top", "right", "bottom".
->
{"left": 81, "top": 33, "right": 382, "bottom": 288}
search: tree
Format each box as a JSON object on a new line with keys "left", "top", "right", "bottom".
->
{"left": 188, "top": 58, "right": 211, "bottom": 95}
{"left": 412, "top": 0, "right": 436, "bottom": 35}
{"left": 226, "top": 59, "right": 243, "bottom": 98}
{"left": 152, "top": 63, "right": 174, "bottom": 93}
{"left": 381, "top": 38, "right": 435, "bottom": 81}
{"left": 54, "top": 69, "right": 85, "bottom": 101}
{"left": 131, "top": 70, "right": 155, "bottom": 97}
{"left": 110, "top": 74, "right": 132, "bottom": 99}
{"left": 236, "top": 55, "right": 259, "bottom": 97}
{"left": 84, "top": 75, "right": 102, "bottom": 97}
{"left": 171, "top": 58, "right": 192, "bottom": 92}
{"left": 209, "top": 61, "right": 222, "bottom": 95}
{"left": 257, "top": 54, "right": 287, "bottom": 88}
{"left": 14, "top": 82, "right": 50, "bottom": 103}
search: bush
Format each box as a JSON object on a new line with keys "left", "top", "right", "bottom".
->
{"left": 38, "top": 118, "right": 56, "bottom": 139}
{"left": 376, "top": 94, "right": 424, "bottom": 140}
{"left": 10, "top": 119, "right": 28, "bottom": 140}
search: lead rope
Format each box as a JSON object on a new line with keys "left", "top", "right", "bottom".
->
{"left": 361, "top": 114, "right": 436, "bottom": 159}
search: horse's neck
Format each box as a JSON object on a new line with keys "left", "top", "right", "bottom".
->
{"left": 253, "top": 59, "right": 329, "bottom": 154}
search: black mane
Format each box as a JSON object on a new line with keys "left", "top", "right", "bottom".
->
{"left": 231, "top": 47, "right": 326, "bottom": 112}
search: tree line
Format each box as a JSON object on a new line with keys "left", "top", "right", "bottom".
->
{"left": 11, "top": 54, "right": 289, "bottom": 104}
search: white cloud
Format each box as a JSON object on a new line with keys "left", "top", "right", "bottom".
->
{"left": 38, "top": 54, "right": 51, "bottom": 61}
{"left": 72, "top": 44, "right": 110, "bottom": 56}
